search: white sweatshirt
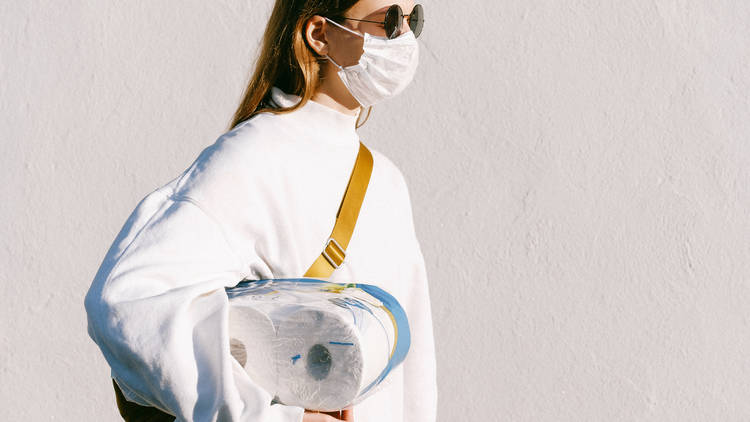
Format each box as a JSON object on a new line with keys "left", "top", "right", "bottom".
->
{"left": 84, "top": 86, "right": 437, "bottom": 422}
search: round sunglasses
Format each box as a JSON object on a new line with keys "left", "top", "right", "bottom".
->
{"left": 339, "top": 4, "right": 424, "bottom": 40}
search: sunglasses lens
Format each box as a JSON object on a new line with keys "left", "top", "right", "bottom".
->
{"left": 408, "top": 4, "right": 424, "bottom": 38}
{"left": 384, "top": 4, "right": 402, "bottom": 39}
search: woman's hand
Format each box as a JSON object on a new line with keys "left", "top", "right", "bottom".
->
{"left": 303, "top": 407, "right": 354, "bottom": 422}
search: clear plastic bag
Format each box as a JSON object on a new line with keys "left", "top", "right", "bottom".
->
{"left": 225, "top": 277, "right": 410, "bottom": 411}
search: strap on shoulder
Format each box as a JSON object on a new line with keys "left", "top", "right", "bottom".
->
{"left": 304, "top": 141, "right": 373, "bottom": 278}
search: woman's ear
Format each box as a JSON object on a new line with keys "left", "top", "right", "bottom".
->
{"left": 305, "top": 15, "right": 329, "bottom": 57}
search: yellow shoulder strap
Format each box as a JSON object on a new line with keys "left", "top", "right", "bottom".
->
{"left": 304, "top": 141, "right": 373, "bottom": 278}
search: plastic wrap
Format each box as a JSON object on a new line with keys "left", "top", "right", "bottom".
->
{"left": 225, "top": 277, "right": 410, "bottom": 411}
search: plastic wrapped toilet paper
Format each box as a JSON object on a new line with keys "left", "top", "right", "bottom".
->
{"left": 228, "top": 306, "right": 278, "bottom": 394}
{"left": 225, "top": 277, "right": 410, "bottom": 411}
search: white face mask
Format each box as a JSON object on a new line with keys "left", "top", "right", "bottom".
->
{"left": 323, "top": 17, "right": 419, "bottom": 108}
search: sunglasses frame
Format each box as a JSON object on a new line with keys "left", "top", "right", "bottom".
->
{"left": 339, "top": 4, "right": 424, "bottom": 39}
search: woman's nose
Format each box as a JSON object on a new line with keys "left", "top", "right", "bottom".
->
{"left": 399, "top": 16, "right": 411, "bottom": 34}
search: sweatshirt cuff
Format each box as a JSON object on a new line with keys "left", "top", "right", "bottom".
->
{"left": 269, "top": 402, "right": 305, "bottom": 422}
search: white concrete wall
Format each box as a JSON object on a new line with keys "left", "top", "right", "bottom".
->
{"left": 2, "top": 1, "right": 749, "bottom": 420}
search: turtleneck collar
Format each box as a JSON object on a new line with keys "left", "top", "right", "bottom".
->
{"left": 267, "top": 86, "right": 361, "bottom": 148}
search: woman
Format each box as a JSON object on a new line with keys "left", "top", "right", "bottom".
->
{"left": 84, "top": 1, "right": 436, "bottom": 421}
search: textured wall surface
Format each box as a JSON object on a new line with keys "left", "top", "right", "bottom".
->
{"left": 2, "top": 1, "right": 750, "bottom": 421}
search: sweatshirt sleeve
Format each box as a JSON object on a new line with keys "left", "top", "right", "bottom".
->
{"left": 84, "top": 185, "right": 304, "bottom": 421}
{"left": 398, "top": 178, "right": 438, "bottom": 422}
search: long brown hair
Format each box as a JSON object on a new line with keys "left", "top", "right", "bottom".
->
{"left": 227, "top": 0, "right": 372, "bottom": 131}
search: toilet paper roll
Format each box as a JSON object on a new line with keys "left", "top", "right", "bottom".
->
{"left": 274, "top": 306, "right": 391, "bottom": 411}
{"left": 227, "top": 305, "right": 278, "bottom": 396}
{"left": 226, "top": 279, "right": 410, "bottom": 410}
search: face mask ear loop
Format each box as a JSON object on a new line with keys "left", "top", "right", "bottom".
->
{"left": 325, "top": 54, "right": 344, "bottom": 70}
{"left": 324, "top": 16, "right": 365, "bottom": 38}
{"left": 323, "top": 17, "right": 361, "bottom": 71}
